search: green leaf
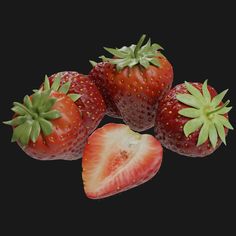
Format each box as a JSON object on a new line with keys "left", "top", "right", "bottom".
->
{"left": 3, "top": 116, "right": 27, "bottom": 126}
{"left": 30, "top": 120, "right": 41, "bottom": 143}
{"left": 51, "top": 75, "right": 61, "bottom": 91}
{"left": 214, "top": 119, "right": 226, "bottom": 145}
{"left": 140, "top": 39, "right": 151, "bottom": 53}
{"left": 197, "top": 121, "right": 210, "bottom": 146}
{"left": 211, "top": 89, "right": 228, "bottom": 107}
{"left": 150, "top": 58, "right": 161, "bottom": 67}
{"left": 104, "top": 47, "right": 127, "bottom": 58}
{"left": 89, "top": 60, "right": 97, "bottom": 67}
{"left": 44, "top": 75, "right": 50, "bottom": 90}
{"left": 99, "top": 55, "right": 110, "bottom": 62}
{"left": 40, "top": 98, "right": 57, "bottom": 112}
{"left": 176, "top": 94, "right": 202, "bottom": 108}
{"left": 139, "top": 58, "right": 150, "bottom": 68}
{"left": 38, "top": 118, "right": 53, "bottom": 136}
{"left": 120, "top": 46, "right": 133, "bottom": 54}
{"left": 41, "top": 110, "right": 61, "bottom": 120}
{"left": 58, "top": 81, "right": 71, "bottom": 94}
{"left": 134, "top": 34, "right": 146, "bottom": 56}
{"left": 100, "top": 56, "right": 123, "bottom": 65}
{"left": 128, "top": 59, "right": 139, "bottom": 67}
{"left": 99, "top": 35, "right": 164, "bottom": 70}
{"left": 216, "top": 114, "right": 234, "bottom": 130}
{"left": 20, "top": 121, "right": 33, "bottom": 145}
{"left": 12, "top": 121, "right": 32, "bottom": 145}
{"left": 185, "top": 81, "right": 204, "bottom": 102}
{"left": 202, "top": 80, "right": 211, "bottom": 103}
{"left": 11, "top": 126, "right": 20, "bottom": 142}
{"left": 151, "top": 43, "right": 164, "bottom": 51}
{"left": 23, "top": 95, "right": 32, "bottom": 109}
{"left": 178, "top": 108, "right": 200, "bottom": 118}
{"left": 11, "top": 106, "right": 27, "bottom": 115}
{"left": 183, "top": 118, "right": 203, "bottom": 137}
{"left": 31, "top": 91, "right": 42, "bottom": 108}
{"left": 67, "top": 93, "right": 82, "bottom": 102}
{"left": 209, "top": 123, "right": 218, "bottom": 148}
{"left": 38, "top": 90, "right": 51, "bottom": 106}
{"left": 216, "top": 106, "right": 232, "bottom": 115}
{"left": 115, "top": 58, "right": 132, "bottom": 70}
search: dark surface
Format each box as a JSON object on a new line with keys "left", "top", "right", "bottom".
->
{"left": 1, "top": 1, "right": 235, "bottom": 233}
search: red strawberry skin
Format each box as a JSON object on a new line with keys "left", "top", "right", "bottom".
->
{"left": 24, "top": 91, "right": 87, "bottom": 160}
{"left": 82, "top": 123, "right": 163, "bottom": 199}
{"left": 154, "top": 83, "right": 228, "bottom": 157}
{"left": 48, "top": 72, "right": 106, "bottom": 134}
{"left": 89, "top": 62, "right": 122, "bottom": 118}
{"left": 90, "top": 56, "right": 173, "bottom": 131}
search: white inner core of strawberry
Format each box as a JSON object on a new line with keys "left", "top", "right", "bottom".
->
{"left": 101, "top": 127, "right": 142, "bottom": 179}
{"left": 85, "top": 126, "right": 147, "bottom": 194}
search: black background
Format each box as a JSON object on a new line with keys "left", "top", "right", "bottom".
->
{"left": 1, "top": 1, "right": 235, "bottom": 234}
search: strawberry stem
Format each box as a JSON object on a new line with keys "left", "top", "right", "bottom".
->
{"left": 134, "top": 34, "right": 146, "bottom": 57}
{"left": 207, "top": 100, "right": 230, "bottom": 116}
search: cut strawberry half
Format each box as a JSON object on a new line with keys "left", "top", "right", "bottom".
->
{"left": 82, "top": 123, "right": 163, "bottom": 199}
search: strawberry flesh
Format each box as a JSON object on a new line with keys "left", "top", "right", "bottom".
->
{"left": 82, "top": 123, "right": 163, "bottom": 199}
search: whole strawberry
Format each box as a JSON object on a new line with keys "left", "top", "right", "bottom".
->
{"left": 45, "top": 72, "right": 106, "bottom": 134}
{"left": 4, "top": 81, "right": 87, "bottom": 160}
{"left": 89, "top": 35, "right": 173, "bottom": 131}
{"left": 154, "top": 80, "right": 233, "bottom": 157}
{"left": 89, "top": 62, "right": 121, "bottom": 118}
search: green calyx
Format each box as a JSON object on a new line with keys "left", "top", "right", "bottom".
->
{"left": 3, "top": 89, "right": 61, "bottom": 146}
{"left": 99, "top": 34, "right": 164, "bottom": 71}
{"left": 176, "top": 80, "right": 234, "bottom": 148}
{"left": 41, "top": 74, "right": 81, "bottom": 102}
{"left": 4, "top": 74, "right": 81, "bottom": 146}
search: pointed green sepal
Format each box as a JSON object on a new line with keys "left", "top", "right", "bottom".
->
{"left": 59, "top": 81, "right": 71, "bottom": 94}
{"left": 67, "top": 93, "right": 82, "bottom": 102}
{"left": 3, "top": 116, "right": 27, "bottom": 126}
{"left": 177, "top": 80, "right": 233, "bottom": 148}
{"left": 41, "top": 110, "right": 61, "bottom": 120}
{"left": 89, "top": 60, "right": 97, "bottom": 67}
{"left": 99, "top": 34, "right": 164, "bottom": 70}
{"left": 4, "top": 87, "right": 62, "bottom": 146}
{"left": 30, "top": 120, "right": 41, "bottom": 143}
{"left": 184, "top": 118, "right": 203, "bottom": 137}
{"left": 38, "top": 118, "right": 53, "bottom": 136}
{"left": 44, "top": 75, "right": 50, "bottom": 90}
{"left": 51, "top": 75, "right": 61, "bottom": 91}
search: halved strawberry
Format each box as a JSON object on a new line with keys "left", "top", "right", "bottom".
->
{"left": 82, "top": 123, "right": 163, "bottom": 199}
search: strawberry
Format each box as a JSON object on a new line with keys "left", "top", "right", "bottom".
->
{"left": 89, "top": 34, "right": 173, "bottom": 131}
{"left": 82, "top": 123, "right": 163, "bottom": 199}
{"left": 89, "top": 62, "right": 121, "bottom": 118}
{"left": 154, "top": 80, "right": 233, "bottom": 157}
{"left": 4, "top": 80, "right": 88, "bottom": 160}
{"left": 45, "top": 71, "right": 106, "bottom": 134}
